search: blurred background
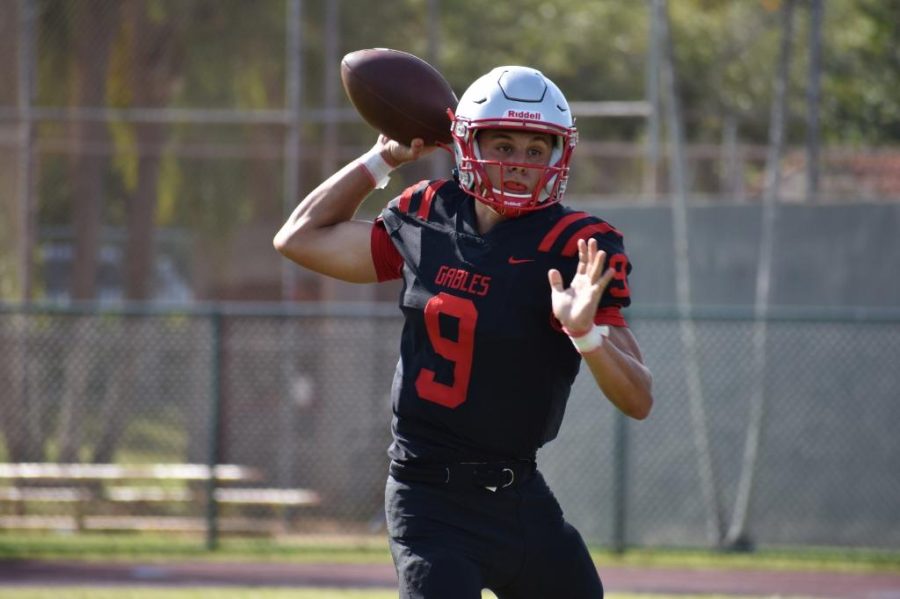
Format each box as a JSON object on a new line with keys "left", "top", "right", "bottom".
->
{"left": 0, "top": 0, "right": 898, "bottom": 553}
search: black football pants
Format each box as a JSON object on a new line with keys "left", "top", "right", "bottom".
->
{"left": 385, "top": 470, "right": 604, "bottom": 598}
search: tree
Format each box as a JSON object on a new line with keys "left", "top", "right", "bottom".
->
{"left": 67, "top": 0, "right": 120, "bottom": 301}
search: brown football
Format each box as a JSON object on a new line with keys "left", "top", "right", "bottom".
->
{"left": 341, "top": 48, "right": 458, "bottom": 146}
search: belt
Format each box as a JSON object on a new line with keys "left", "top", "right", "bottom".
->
{"left": 389, "top": 459, "right": 536, "bottom": 492}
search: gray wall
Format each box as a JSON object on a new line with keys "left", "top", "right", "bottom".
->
{"left": 596, "top": 202, "right": 900, "bottom": 309}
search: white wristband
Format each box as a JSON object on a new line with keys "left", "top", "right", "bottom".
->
{"left": 564, "top": 323, "right": 609, "bottom": 354}
{"left": 357, "top": 148, "right": 394, "bottom": 189}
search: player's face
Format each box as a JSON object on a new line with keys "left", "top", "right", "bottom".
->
{"left": 477, "top": 130, "right": 554, "bottom": 196}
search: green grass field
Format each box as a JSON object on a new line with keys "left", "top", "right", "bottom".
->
{"left": 1, "top": 531, "right": 897, "bottom": 573}
{"left": 0, "top": 589, "right": 806, "bottom": 599}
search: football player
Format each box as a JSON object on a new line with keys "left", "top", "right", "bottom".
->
{"left": 275, "top": 65, "right": 653, "bottom": 599}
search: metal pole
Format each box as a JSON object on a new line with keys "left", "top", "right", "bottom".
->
{"left": 205, "top": 309, "right": 224, "bottom": 550}
{"left": 277, "top": 0, "right": 304, "bottom": 527}
{"left": 321, "top": 0, "right": 340, "bottom": 179}
{"left": 611, "top": 411, "right": 628, "bottom": 554}
{"left": 726, "top": 0, "right": 796, "bottom": 549}
{"left": 282, "top": 0, "right": 303, "bottom": 301}
{"left": 9, "top": 0, "right": 38, "bottom": 469}
{"left": 805, "top": 0, "right": 823, "bottom": 203}
{"left": 643, "top": 0, "right": 661, "bottom": 200}
{"left": 656, "top": 0, "right": 725, "bottom": 547}
{"left": 426, "top": 0, "right": 448, "bottom": 181}
{"left": 17, "top": 0, "right": 36, "bottom": 303}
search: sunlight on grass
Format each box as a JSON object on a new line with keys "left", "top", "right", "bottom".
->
{"left": 0, "top": 589, "right": 796, "bottom": 599}
{"left": 0, "top": 590, "right": 399, "bottom": 599}
{"left": 0, "top": 532, "right": 393, "bottom": 564}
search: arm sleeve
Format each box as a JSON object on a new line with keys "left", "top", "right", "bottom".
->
{"left": 370, "top": 218, "right": 404, "bottom": 282}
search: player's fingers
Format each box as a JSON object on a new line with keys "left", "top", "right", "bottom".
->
{"left": 576, "top": 239, "right": 588, "bottom": 275}
{"left": 385, "top": 138, "right": 424, "bottom": 165}
{"left": 373, "top": 134, "right": 391, "bottom": 152}
{"left": 587, "top": 239, "right": 599, "bottom": 273}
{"left": 547, "top": 268, "right": 565, "bottom": 292}
{"left": 597, "top": 266, "right": 616, "bottom": 290}
{"left": 588, "top": 249, "right": 607, "bottom": 281}
{"left": 409, "top": 138, "right": 437, "bottom": 160}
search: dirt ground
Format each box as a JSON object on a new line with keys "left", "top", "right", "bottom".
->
{"left": 2, "top": 559, "right": 900, "bottom": 598}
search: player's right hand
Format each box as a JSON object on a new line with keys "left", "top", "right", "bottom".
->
{"left": 548, "top": 237, "right": 616, "bottom": 333}
{"left": 374, "top": 134, "right": 436, "bottom": 167}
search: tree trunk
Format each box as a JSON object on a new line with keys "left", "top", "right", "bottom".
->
{"left": 124, "top": 1, "right": 181, "bottom": 300}
{"left": 57, "top": 318, "right": 93, "bottom": 461}
{"left": 92, "top": 2, "right": 183, "bottom": 463}
{"left": 68, "top": 0, "right": 118, "bottom": 301}
{"left": 0, "top": 315, "right": 44, "bottom": 461}
{"left": 2, "top": 0, "right": 42, "bottom": 463}
{"left": 56, "top": 0, "right": 120, "bottom": 463}
{"left": 124, "top": 123, "right": 164, "bottom": 300}
{"left": 92, "top": 317, "right": 135, "bottom": 463}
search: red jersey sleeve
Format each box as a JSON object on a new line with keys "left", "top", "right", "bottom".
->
{"left": 370, "top": 218, "right": 404, "bottom": 282}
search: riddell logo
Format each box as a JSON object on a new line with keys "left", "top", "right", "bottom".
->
{"left": 506, "top": 110, "right": 542, "bottom": 120}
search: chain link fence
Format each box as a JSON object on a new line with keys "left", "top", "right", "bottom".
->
{"left": 1, "top": 303, "right": 898, "bottom": 550}
{"left": 1, "top": 1, "right": 899, "bottom": 553}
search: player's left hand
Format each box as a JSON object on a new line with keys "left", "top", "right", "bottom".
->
{"left": 548, "top": 238, "right": 616, "bottom": 333}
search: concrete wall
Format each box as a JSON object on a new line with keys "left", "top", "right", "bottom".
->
{"left": 594, "top": 202, "right": 900, "bottom": 309}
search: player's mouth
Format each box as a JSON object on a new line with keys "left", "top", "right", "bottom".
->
{"left": 502, "top": 181, "right": 529, "bottom": 193}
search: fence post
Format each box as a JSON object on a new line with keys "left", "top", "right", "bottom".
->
{"left": 612, "top": 410, "right": 629, "bottom": 554}
{"left": 205, "top": 308, "right": 223, "bottom": 550}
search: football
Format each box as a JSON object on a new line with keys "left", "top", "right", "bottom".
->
{"left": 341, "top": 48, "right": 458, "bottom": 146}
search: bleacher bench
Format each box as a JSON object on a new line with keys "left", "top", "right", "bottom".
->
{"left": 0, "top": 462, "right": 320, "bottom": 534}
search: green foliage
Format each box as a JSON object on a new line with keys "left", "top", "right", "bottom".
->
{"left": 16, "top": 0, "right": 900, "bottom": 301}
{"left": 820, "top": 0, "right": 900, "bottom": 143}
{"left": 665, "top": 0, "right": 900, "bottom": 145}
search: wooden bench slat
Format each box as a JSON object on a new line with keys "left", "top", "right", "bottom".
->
{"left": 0, "top": 487, "right": 89, "bottom": 502}
{"left": 104, "top": 487, "right": 193, "bottom": 502}
{"left": 0, "top": 515, "right": 282, "bottom": 534}
{"left": 0, "top": 463, "right": 261, "bottom": 482}
{"left": 214, "top": 488, "right": 321, "bottom": 506}
{"left": 0, "top": 463, "right": 320, "bottom": 532}
{"left": 0, "top": 485, "right": 320, "bottom": 507}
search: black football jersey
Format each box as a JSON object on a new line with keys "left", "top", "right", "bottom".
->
{"left": 377, "top": 179, "right": 632, "bottom": 463}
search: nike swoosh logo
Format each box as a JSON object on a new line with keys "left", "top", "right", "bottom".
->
{"left": 508, "top": 257, "right": 535, "bottom": 264}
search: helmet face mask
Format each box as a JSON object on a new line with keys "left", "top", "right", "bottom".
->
{"left": 450, "top": 66, "right": 578, "bottom": 216}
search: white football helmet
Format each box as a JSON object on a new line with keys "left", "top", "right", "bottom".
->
{"left": 450, "top": 66, "right": 577, "bottom": 214}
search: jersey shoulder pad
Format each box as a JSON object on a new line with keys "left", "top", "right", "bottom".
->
{"left": 387, "top": 179, "right": 453, "bottom": 222}
{"left": 537, "top": 208, "right": 624, "bottom": 257}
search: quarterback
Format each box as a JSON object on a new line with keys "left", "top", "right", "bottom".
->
{"left": 275, "top": 65, "right": 653, "bottom": 599}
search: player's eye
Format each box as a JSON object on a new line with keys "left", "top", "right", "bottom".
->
{"left": 526, "top": 147, "right": 547, "bottom": 161}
